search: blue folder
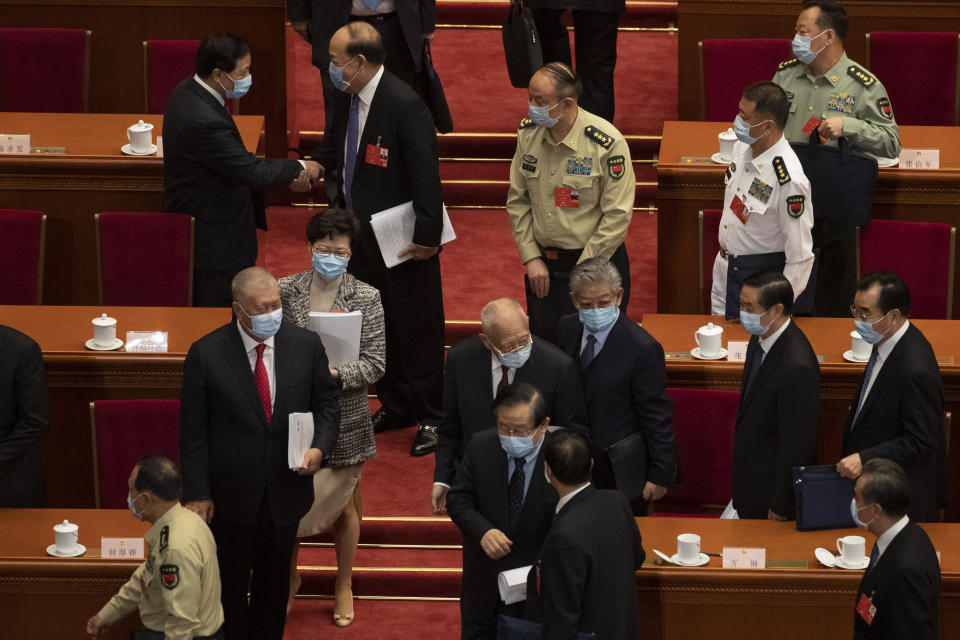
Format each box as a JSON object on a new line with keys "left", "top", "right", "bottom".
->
{"left": 792, "top": 464, "right": 856, "bottom": 531}
{"left": 497, "top": 615, "right": 597, "bottom": 640}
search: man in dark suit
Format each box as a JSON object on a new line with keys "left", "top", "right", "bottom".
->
{"left": 447, "top": 383, "right": 558, "bottom": 640}
{"left": 838, "top": 271, "right": 946, "bottom": 522}
{"left": 852, "top": 458, "right": 940, "bottom": 639}
{"left": 731, "top": 271, "right": 820, "bottom": 520}
{"left": 318, "top": 22, "right": 446, "bottom": 450}
{"left": 162, "top": 33, "right": 320, "bottom": 307}
{"left": 430, "top": 298, "right": 587, "bottom": 513}
{"left": 179, "top": 267, "right": 340, "bottom": 640}
{"left": 0, "top": 325, "right": 48, "bottom": 507}
{"left": 558, "top": 257, "right": 679, "bottom": 515}
{"left": 525, "top": 428, "right": 643, "bottom": 639}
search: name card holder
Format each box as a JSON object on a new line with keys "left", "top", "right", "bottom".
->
{"left": 0, "top": 134, "right": 30, "bottom": 155}
{"left": 898, "top": 149, "right": 939, "bottom": 170}
{"left": 722, "top": 547, "right": 766, "bottom": 568}
{"left": 126, "top": 331, "right": 169, "bottom": 352}
{"left": 101, "top": 537, "right": 145, "bottom": 559}
{"left": 727, "top": 341, "right": 748, "bottom": 362}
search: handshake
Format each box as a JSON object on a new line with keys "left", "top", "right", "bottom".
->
{"left": 289, "top": 160, "right": 323, "bottom": 192}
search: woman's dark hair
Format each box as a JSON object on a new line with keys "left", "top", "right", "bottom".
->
{"left": 306, "top": 208, "right": 359, "bottom": 244}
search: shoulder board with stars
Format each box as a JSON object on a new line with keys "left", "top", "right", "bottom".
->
{"left": 778, "top": 57, "right": 801, "bottom": 71}
{"left": 159, "top": 525, "right": 169, "bottom": 554}
{"left": 772, "top": 156, "right": 791, "bottom": 185}
{"left": 518, "top": 118, "right": 535, "bottom": 130}
{"left": 847, "top": 64, "right": 876, "bottom": 88}
{"left": 584, "top": 125, "right": 613, "bottom": 149}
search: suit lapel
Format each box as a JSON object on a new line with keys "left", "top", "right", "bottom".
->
{"left": 853, "top": 326, "right": 912, "bottom": 427}
{"left": 223, "top": 326, "right": 269, "bottom": 429}
{"left": 272, "top": 325, "right": 296, "bottom": 429}
{"left": 354, "top": 74, "right": 389, "bottom": 179}
{"left": 471, "top": 341, "right": 495, "bottom": 414}
{"left": 583, "top": 315, "right": 628, "bottom": 402}
{"left": 738, "top": 325, "right": 791, "bottom": 415}
{"left": 491, "top": 438, "right": 510, "bottom": 528}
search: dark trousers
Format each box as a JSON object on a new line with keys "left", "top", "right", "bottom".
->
{"left": 461, "top": 594, "right": 525, "bottom": 640}
{"left": 350, "top": 253, "right": 445, "bottom": 425}
{"left": 724, "top": 251, "right": 786, "bottom": 320}
{"left": 813, "top": 218, "right": 857, "bottom": 317}
{"left": 526, "top": 243, "right": 630, "bottom": 345}
{"left": 532, "top": 9, "right": 620, "bottom": 122}
{"left": 211, "top": 497, "right": 298, "bottom": 640}
{"left": 194, "top": 267, "right": 243, "bottom": 307}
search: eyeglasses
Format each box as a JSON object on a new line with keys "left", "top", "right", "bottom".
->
{"left": 497, "top": 424, "right": 541, "bottom": 438}
{"left": 849, "top": 305, "right": 886, "bottom": 323}
{"left": 312, "top": 247, "right": 351, "bottom": 259}
{"left": 492, "top": 336, "right": 532, "bottom": 359}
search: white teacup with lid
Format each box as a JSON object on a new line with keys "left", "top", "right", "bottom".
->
{"left": 694, "top": 322, "right": 724, "bottom": 358}
{"left": 127, "top": 119, "right": 154, "bottom": 153}
{"left": 718, "top": 128, "right": 737, "bottom": 162}
{"left": 92, "top": 313, "right": 117, "bottom": 347}
{"left": 53, "top": 519, "right": 79, "bottom": 555}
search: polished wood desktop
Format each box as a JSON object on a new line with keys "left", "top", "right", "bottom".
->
{"left": 0, "top": 113, "right": 264, "bottom": 306}
{"left": 635, "top": 517, "right": 960, "bottom": 639}
{"left": 656, "top": 120, "right": 960, "bottom": 315}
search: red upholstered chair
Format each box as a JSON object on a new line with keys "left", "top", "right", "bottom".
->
{"left": 143, "top": 40, "right": 239, "bottom": 114}
{"left": 858, "top": 219, "right": 956, "bottom": 319}
{"left": 0, "top": 209, "right": 46, "bottom": 304}
{"left": 699, "top": 39, "right": 793, "bottom": 121}
{"left": 0, "top": 28, "right": 91, "bottom": 112}
{"left": 699, "top": 209, "right": 722, "bottom": 314}
{"left": 89, "top": 400, "right": 181, "bottom": 508}
{"left": 95, "top": 212, "right": 195, "bottom": 307}
{"left": 866, "top": 32, "right": 960, "bottom": 126}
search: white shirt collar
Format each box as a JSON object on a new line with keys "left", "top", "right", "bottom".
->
{"left": 745, "top": 134, "right": 788, "bottom": 172}
{"left": 876, "top": 514, "right": 910, "bottom": 557}
{"left": 236, "top": 320, "right": 275, "bottom": 353}
{"left": 555, "top": 482, "right": 591, "bottom": 514}
{"left": 194, "top": 74, "right": 225, "bottom": 106}
{"left": 877, "top": 319, "right": 910, "bottom": 360}
{"left": 356, "top": 65, "right": 384, "bottom": 107}
{"left": 758, "top": 317, "right": 791, "bottom": 353}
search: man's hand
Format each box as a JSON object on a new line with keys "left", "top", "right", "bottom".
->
{"left": 480, "top": 529, "right": 513, "bottom": 560}
{"left": 298, "top": 448, "right": 324, "bottom": 475}
{"left": 398, "top": 243, "right": 439, "bottom": 261}
{"left": 290, "top": 20, "right": 311, "bottom": 42}
{"left": 642, "top": 481, "right": 667, "bottom": 502}
{"left": 289, "top": 161, "right": 323, "bottom": 192}
{"left": 767, "top": 509, "right": 788, "bottom": 521}
{"left": 185, "top": 499, "right": 214, "bottom": 523}
{"left": 329, "top": 368, "right": 340, "bottom": 383}
{"left": 836, "top": 453, "right": 862, "bottom": 479}
{"left": 431, "top": 484, "right": 450, "bottom": 515}
{"left": 525, "top": 257, "right": 550, "bottom": 299}
{"left": 422, "top": 31, "right": 435, "bottom": 41}
{"left": 818, "top": 116, "right": 844, "bottom": 140}
{"left": 85, "top": 615, "right": 109, "bottom": 638}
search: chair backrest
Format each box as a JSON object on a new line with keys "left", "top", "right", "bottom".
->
{"left": 96, "top": 211, "right": 194, "bottom": 306}
{"left": 866, "top": 32, "right": 959, "bottom": 126}
{"left": 143, "top": 39, "right": 239, "bottom": 114}
{"left": 699, "top": 209, "right": 722, "bottom": 314}
{"left": 90, "top": 399, "right": 181, "bottom": 508}
{"left": 858, "top": 219, "right": 955, "bottom": 319}
{"left": 659, "top": 388, "right": 740, "bottom": 512}
{"left": 699, "top": 39, "right": 793, "bottom": 121}
{"left": 0, "top": 28, "right": 90, "bottom": 112}
{"left": 0, "top": 209, "right": 46, "bottom": 304}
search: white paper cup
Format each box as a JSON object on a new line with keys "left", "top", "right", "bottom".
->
{"left": 677, "top": 533, "right": 701, "bottom": 563}
{"left": 836, "top": 535, "right": 866, "bottom": 565}
{"left": 851, "top": 331, "right": 871, "bottom": 360}
{"left": 53, "top": 519, "right": 79, "bottom": 554}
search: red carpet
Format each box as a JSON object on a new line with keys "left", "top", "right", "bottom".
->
{"left": 284, "top": 599, "right": 461, "bottom": 639}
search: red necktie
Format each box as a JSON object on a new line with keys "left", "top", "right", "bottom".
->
{"left": 254, "top": 343, "right": 272, "bottom": 423}
{"left": 497, "top": 365, "right": 510, "bottom": 394}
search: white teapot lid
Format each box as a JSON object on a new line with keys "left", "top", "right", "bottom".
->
{"left": 92, "top": 313, "right": 116, "bottom": 327}
{"left": 718, "top": 127, "right": 737, "bottom": 140}
{"left": 54, "top": 519, "right": 78, "bottom": 533}
{"left": 129, "top": 119, "right": 153, "bottom": 132}
{"left": 697, "top": 322, "right": 723, "bottom": 336}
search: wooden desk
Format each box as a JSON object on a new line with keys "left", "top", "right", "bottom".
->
{"left": 0, "top": 113, "right": 264, "bottom": 306}
{"left": 0, "top": 305, "right": 232, "bottom": 507}
{"left": 635, "top": 517, "right": 960, "bottom": 639}
{"left": 641, "top": 313, "right": 960, "bottom": 521}
{"left": 656, "top": 120, "right": 960, "bottom": 315}
{"left": 0, "top": 509, "right": 149, "bottom": 639}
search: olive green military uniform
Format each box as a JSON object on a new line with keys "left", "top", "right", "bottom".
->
{"left": 773, "top": 52, "right": 901, "bottom": 158}
{"left": 98, "top": 504, "right": 224, "bottom": 640}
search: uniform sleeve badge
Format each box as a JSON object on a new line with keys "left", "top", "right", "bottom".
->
{"left": 160, "top": 564, "right": 180, "bottom": 590}
{"left": 786, "top": 195, "right": 806, "bottom": 218}
{"left": 607, "top": 155, "right": 625, "bottom": 179}
{"left": 748, "top": 178, "right": 773, "bottom": 204}
{"left": 159, "top": 525, "right": 169, "bottom": 554}
{"left": 584, "top": 125, "right": 613, "bottom": 148}
{"left": 877, "top": 97, "right": 893, "bottom": 120}
{"left": 772, "top": 156, "right": 791, "bottom": 185}
{"left": 828, "top": 92, "right": 856, "bottom": 114}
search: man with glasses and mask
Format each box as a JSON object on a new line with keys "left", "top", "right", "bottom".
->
{"left": 447, "top": 383, "right": 558, "bottom": 640}
{"left": 429, "top": 298, "right": 586, "bottom": 512}
{"left": 838, "top": 271, "right": 946, "bottom": 523}
{"left": 713, "top": 81, "right": 814, "bottom": 321}
{"left": 558, "top": 258, "right": 679, "bottom": 516}
{"left": 507, "top": 62, "right": 634, "bottom": 345}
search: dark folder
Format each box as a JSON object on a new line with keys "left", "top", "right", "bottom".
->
{"left": 497, "top": 615, "right": 597, "bottom": 640}
{"left": 605, "top": 432, "right": 648, "bottom": 513}
{"left": 792, "top": 464, "right": 856, "bottom": 531}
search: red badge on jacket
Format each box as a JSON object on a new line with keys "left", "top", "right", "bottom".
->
{"left": 365, "top": 144, "right": 388, "bottom": 168}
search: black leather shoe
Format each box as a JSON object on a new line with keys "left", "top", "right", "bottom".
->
{"left": 372, "top": 408, "right": 417, "bottom": 434}
{"left": 410, "top": 425, "right": 439, "bottom": 457}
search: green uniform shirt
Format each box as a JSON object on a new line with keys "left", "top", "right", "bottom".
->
{"left": 773, "top": 52, "right": 902, "bottom": 158}
{"left": 98, "top": 504, "right": 224, "bottom": 640}
{"left": 506, "top": 107, "right": 635, "bottom": 264}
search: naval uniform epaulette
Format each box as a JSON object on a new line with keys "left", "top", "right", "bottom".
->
{"left": 773, "top": 156, "right": 791, "bottom": 185}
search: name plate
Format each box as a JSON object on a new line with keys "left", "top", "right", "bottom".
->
{"left": 101, "top": 537, "right": 145, "bottom": 559}
{"left": 727, "top": 341, "right": 748, "bottom": 362}
{"left": 0, "top": 134, "right": 30, "bottom": 155}
{"left": 722, "top": 547, "right": 766, "bottom": 568}
{"left": 898, "top": 149, "right": 939, "bottom": 170}
{"left": 125, "top": 331, "right": 168, "bottom": 352}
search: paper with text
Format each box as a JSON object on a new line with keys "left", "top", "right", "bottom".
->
{"left": 498, "top": 565, "right": 532, "bottom": 604}
{"left": 288, "top": 412, "right": 315, "bottom": 470}
{"left": 722, "top": 547, "right": 766, "bottom": 568}
{"left": 307, "top": 311, "right": 362, "bottom": 368}
{"left": 370, "top": 201, "right": 456, "bottom": 268}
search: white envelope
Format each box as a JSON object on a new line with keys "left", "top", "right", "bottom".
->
{"left": 288, "top": 412, "right": 314, "bottom": 470}
{"left": 497, "top": 565, "right": 532, "bottom": 605}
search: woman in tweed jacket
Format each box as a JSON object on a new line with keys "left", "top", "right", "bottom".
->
{"left": 279, "top": 208, "right": 385, "bottom": 627}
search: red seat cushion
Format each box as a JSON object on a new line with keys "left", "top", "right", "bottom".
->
{"left": 0, "top": 28, "right": 88, "bottom": 112}
{"left": 700, "top": 39, "right": 793, "bottom": 121}
{"left": 145, "top": 40, "right": 201, "bottom": 113}
{"left": 91, "top": 400, "right": 181, "bottom": 508}
{"left": 0, "top": 209, "right": 44, "bottom": 304}
{"left": 701, "top": 209, "right": 722, "bottom": 314}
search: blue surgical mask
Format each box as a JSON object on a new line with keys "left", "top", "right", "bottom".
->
{"left": 220, "top": 72, "right": 252, "bottom": 99}
{"left": 528, "top": 102, "right": 561, "bottom": 128}
{"left": 855, "top": 313, "right": 889, "bottom": 345}
{"left": 579, "top": 304, "right": 618, "bottom": 333}
{"left": 740, "top": 307, "right": 775, "bottom": 336}
{"left": 328, "top": 57, "right": 359, "bottom": 92}
{"left": 733, "top": 115, "right": 771, "bottom": 145}
{"left": 850, "top": 498, "right": 875, "bottom": 529}
{"left": 128, "top": 493, "right": 145, "bottom": 521}
{"left": 312, "top": 252, "right": 349, "bottom": 280}
{"left": 240, "top": 305, "right": 283, "bottom": 339}
{"left": 500, "top": 432, "right": 539, "bottom": 459}
{"left": 792, "top": 31, "right": 829, "bottom": 65}
{"left": 499, "top": 342, "right": 532, "bottom": 369}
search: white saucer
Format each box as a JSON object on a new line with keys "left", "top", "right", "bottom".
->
{"left": 876, "top": 157, "right": 899, "bottom": 168}
{"left": 836, "top": 556, "right": 870, "bottom": 570}
{"left": 815, "top": 547, "right": 839, "bottom": 567}
{"left": 710, "top": 152, "right": 731, "bottom": 165}
{"left": 843, "top": 350, "right": 869, "bottom": 363}
{"left": 670, "top": 552, "right": 710, "bottom": 567}
{"left": 691, "top": 347, "right": 728, "bottom": 360}
{"left": 85, "top": 338, "right": 124, "bottom": 351}
{"left": 121, "top": 143, "right": 157, "bottom": 156}
{"left": 46, "top": 543, "right": 86, "bottom": 558}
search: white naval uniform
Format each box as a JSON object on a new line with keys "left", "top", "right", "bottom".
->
{"left": 710, "top": 135, "right": 815, "bottom": 315}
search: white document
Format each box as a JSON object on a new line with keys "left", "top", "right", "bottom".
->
{"left": 498, "top": 565, "right": 532, "bottom": 605}
{"left": 720, "top": 499, "right": 740, "bottom": 519}
{"left": 369, "top": 201, "right": 456, "bottom": 268}
{"left": 288, "top": 412, "right": 314, "bottom": 470}
{"left": 307, "top": 310, "right": 362, "bottom": 368}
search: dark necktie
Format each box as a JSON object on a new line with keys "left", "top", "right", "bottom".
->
{"left": 744, "top": 344, "right": 764, "bottom": 393}
{"left": 254, "top": 343, "right": 272, "bottom": 423}
{"left": 344, "top": 94, "right": 360, "bottom": 211}
{"left": 497, "top": 365, "right": 510, "bottom": 395}
{"left": 852, "top": 345, "right": 880, "bottom": 427}
{"left": 508, "top": 457, "right": 525, "bottom": 530}
{"left": 867, "top": 542, "right": 879, "bottom": 570}
{"left": 580, "top": 334, "right": 597, "bottom": 368}
{"left": 362, "top": 0, "right": 384, "bottom": 8}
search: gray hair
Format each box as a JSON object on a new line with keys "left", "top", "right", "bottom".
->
{"left": 860, "top": 458, "right": 911, "bottom": 518}
{"left": 231, "top": 266, "right": 277, "bottom": 303}
{"left": 569, "top": 257, "right": 622, "bottom": 294}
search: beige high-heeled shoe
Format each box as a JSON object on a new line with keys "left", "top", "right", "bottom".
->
{"left": 332, "top": 588, "right": 355, "bottom": 628}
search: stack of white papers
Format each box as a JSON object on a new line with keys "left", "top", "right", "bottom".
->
{"left": 498, "top": 565, "right": 532, "bottom": 605}
{"left": 369, "top": 201, "right": 456, "bottom": 268}
{"left": 288, "top": 412, "right": 314, "bottom": 470}
{"left": 307, "top": 311, "right": 362, "bottom": 368}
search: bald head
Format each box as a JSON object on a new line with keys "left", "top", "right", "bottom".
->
{"left": 328, "top": 22, "right": 385, "bottom": 94}
{"left": 231, "top": 267, "right": 277, "bottom": 304}
{"left": 479, "top": 298, "right": 530, "bottom": 355}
